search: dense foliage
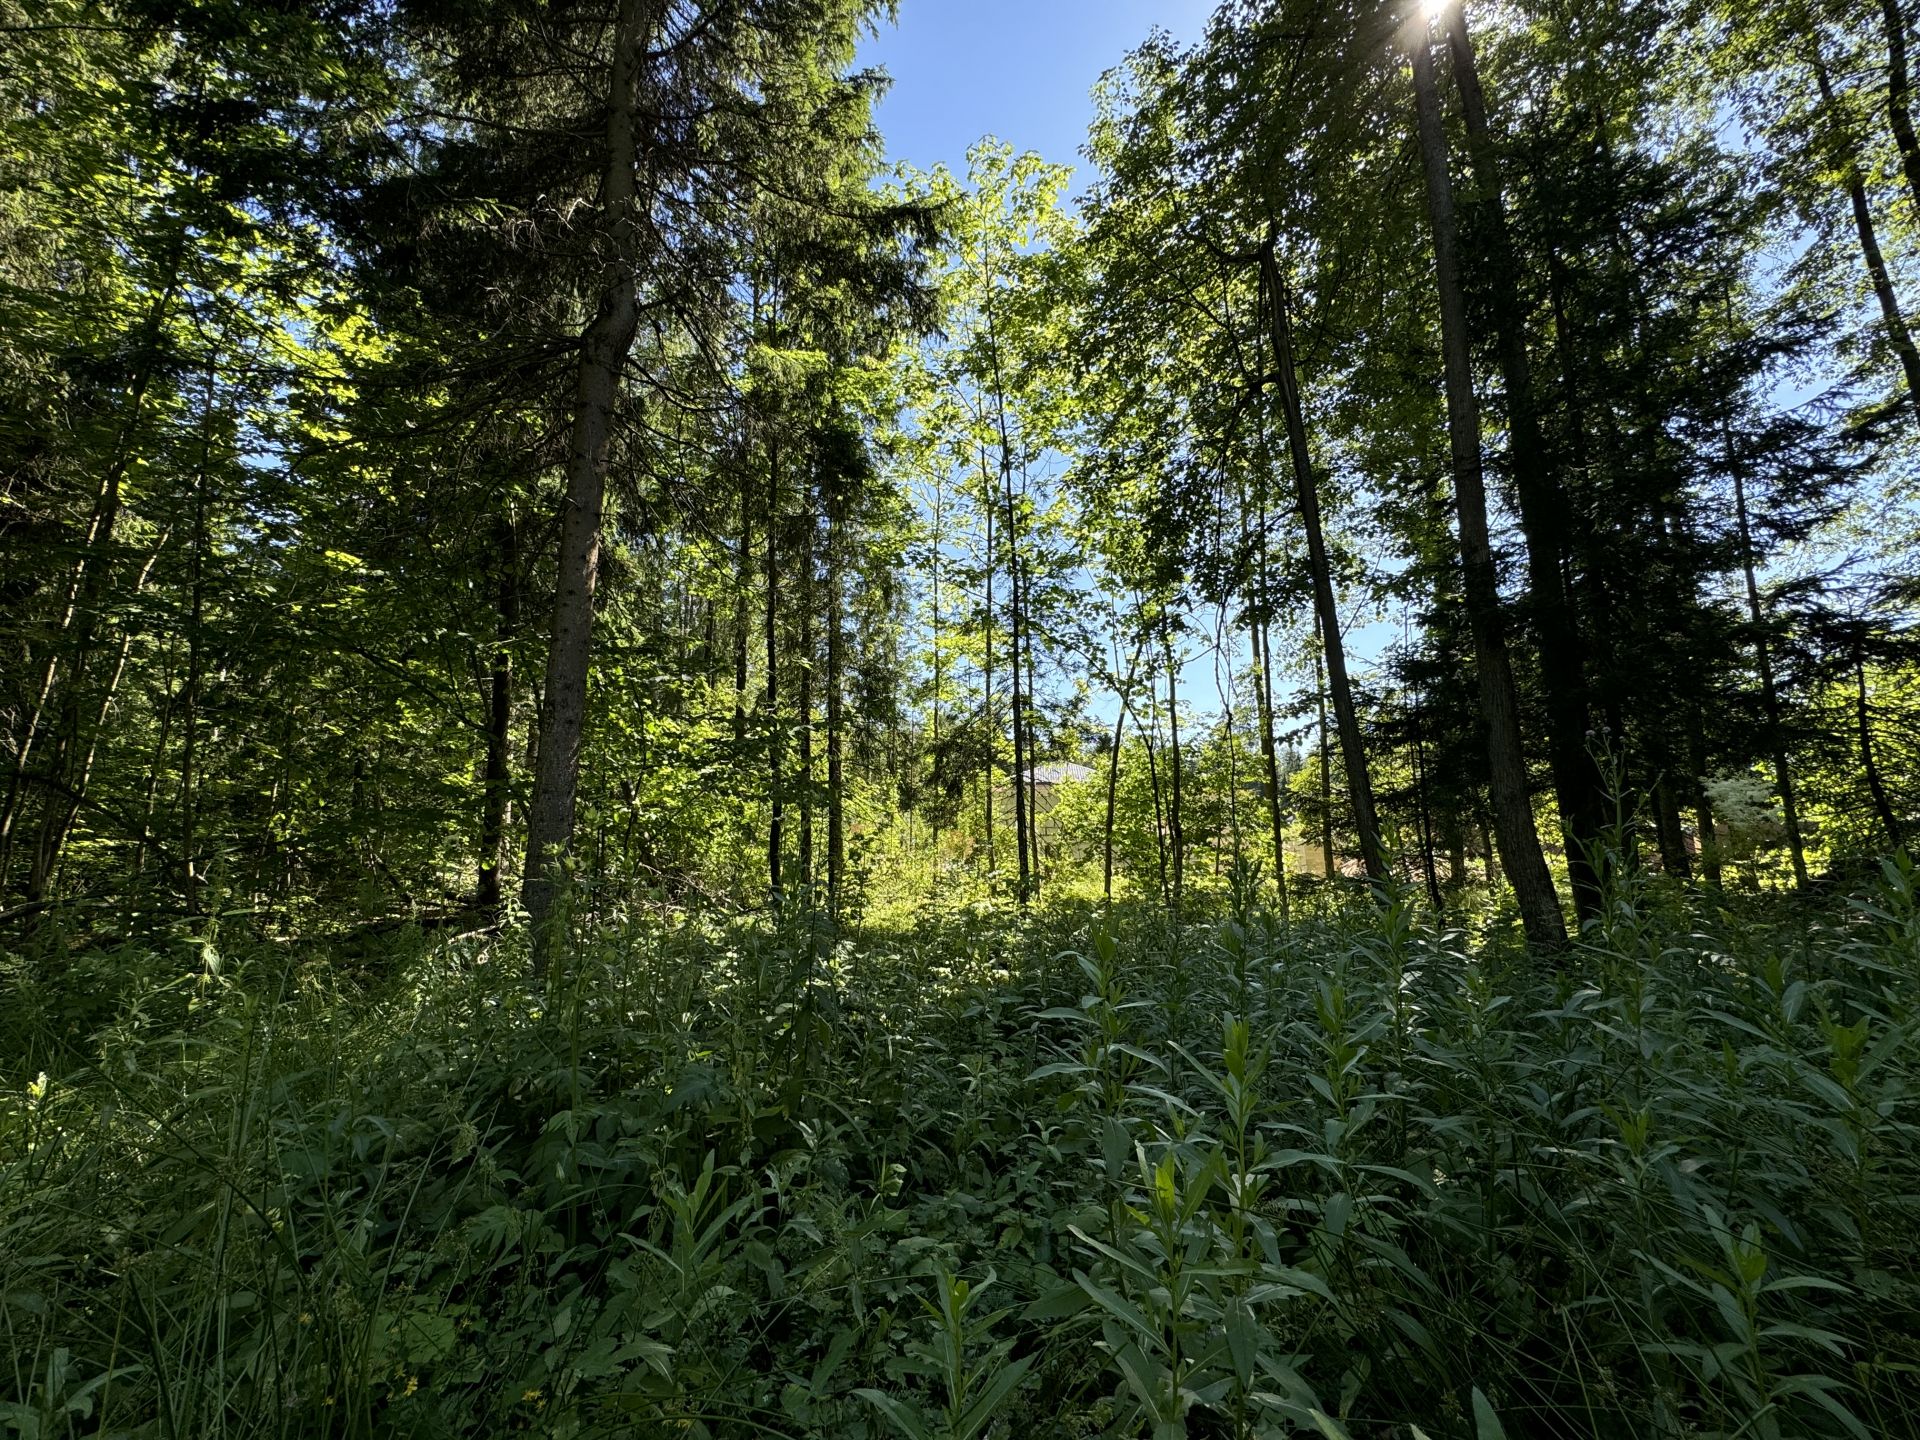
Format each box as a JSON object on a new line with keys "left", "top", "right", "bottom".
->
{"left": 6, "top": 863, "right": 1920, "bottom": 1437}
{"left": 5, "top": 0, "right": 1920, "bottom": 1432}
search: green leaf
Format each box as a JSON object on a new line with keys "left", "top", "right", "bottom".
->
{"left": 1075, "top": 1272, "right": 1163, "bottom": 1348}
{"left": 1034, "top": 1006, "right": 1095, "bottom": 1023}
{"left": 1026, "top": 1061, "right": 1092, "bottom": 1080}
{"left": 1472, "top": 1387, "right": 1508, "bottom": 1440}
{"left": 1022, "top": 1282, "right": 1094, "bottom": 1321}
{"left": 1225, "top": 1297, "right": 1258, "bottom": 1391}
{"left": 953, "top": 1353, "right": 1032, "bottom": 1440}
{"left": 854, "top": 1389, "right": 936, "bottom": 1440}
{"left": 1320, "top": 1192, "right": 1352, "bottom": 1239}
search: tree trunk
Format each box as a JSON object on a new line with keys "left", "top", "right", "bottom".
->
{"left": 1216, "top": 625, "right": 1236, "bottom": 883}
{"left": 1259, "top": 240, "right": 1387, "bottom": 884}
{"left": 1251, "top": 481, "right": 1290, "bottom": 918}
{"left": 985, "top": 297, "right": 1035, "bottom": 902}
{"left": 1410, "top": 22, "right": 1568, "bottom": 953}
{"left": 478, "top": 513, "right": 517, "bottom": 911}
{"left": 179, "top": 424, "right": 210, "bottom": 915}
{"left": 27, "top": 546, "right": 164, "bottom": 901}
{"left": 826, "top": 488, "right": 845, "bottom": 918}
{"left": 798, "top": 493, "right": 815, "bottom": 895}
{"left": 1856, "top": 656, "right": 1905, "bottom": 851}
{"left": 765, "top": 437, "right": 784, "bottom": 902}
{"left": 1730, "top": 441, "right": 1810, "bottom": 888}
{"left": 979, "top": 445, "right": 996, "bottom": 882}
{"left": 1, "top": 260, "right": 180, "bottom": 889}
{"left": 1316, "top": 641, "right": 1335, "bottom": 883}
{"left": 1877, "top": 0, "right": 1920, "bottom": 211}
{"left": 1104, "top": 631, "right": 1143, "bottom": 904}
{"left": 1443, "top": 7, "right": 1606, "bottom": 921}
{"left": 1811, "top": 37, "right": 1920, "bottom": 429}
{"left": 998, "top": 448, "right": 1030, "bottom": 902}
{"left": 1163, "top": 620, "right": 1185, "bottom": 914}
{"left": 1410, "top": 680, "right": 1444, "bottom": 909}
{"left": 928, "top": 474, "right": 943, "bottom": 835}
{"left": 1254, "top": 617, "right": 1290, "bottom": 917}
{"left": 132, "top": 636, "right": 180, "bottom": 877}
{"left": 1026, "top": 589, "right": 1041, "bottom": 895}
{"left": 733, "top": 493, "right": 751, "bottom": 746}
{"left": 1142, "top": 641, "right": 1170, "bottom": 906}
{"left": 522, "top": 0, "right": 653, "bottom": 972}
{"left": 1653, "top": 775, "right": 1691, "bottom": 878}
{"left": 1689, "top": 710, "right": 1722, "bottom": 888}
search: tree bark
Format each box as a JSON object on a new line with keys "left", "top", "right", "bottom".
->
{"left": 1688, "top": 709, "right": 1721, "bottom": 889}
{"left": 1254, "top": 614, "right": 1290, "bottom": 918}
{"left": 979, "top": 444, "right": 997, "bottom": 881}
{"left": 522, "top": 0, "right": 653, "bottom": 972}
{"left": 1026, "top": 582, "right": 1042, "bottom": 895}
{"left": 179, "top": 407, "right": 210, "bottom": 915}
{"left": 1653, "top": 775, "right": 1691, "bottom": 878}
{"left": 1, "top": 258, "right": 181, "bottom": 889}
{"left": 1142, "top": 658, "right": 1170, "bottom": 908}
{"left": 1730, "top": 439, "right": 1810, "bottom": 888}
{"left": 1410, "top": 676, "right": 1444, "bottom": 909}
{"left": 1163, "top": 619, "right": 1185, "bottom": 914}
{"left": 478, "top": 513, "right": 517, "bottom": 911}
{"left": 1004, "top": 460, "right": 1030, "bottom": 901}
{"left": 989, "top": 313, "right": 1031, "bottom": 903}
{"left": 1443, "top": 7, "right": 1606, "bottom": 920}
{"left": 825, "top": 481, "right": 846, "bottom": 918}
{"left": 27, "top": 545, "right": 164, "bottom": 901}
{"left": 1811, "top": 37, "right": 1920, "bottom": 429}
{"left": 1316, "top": 640, "right": 1335, "bottom": 883}
{"left": 1877, "top": 0, "right": 1920, "bottom": 212}
{"left": 1258, "top": 239, "right": 1387, "bottom": 884}
{"left": 928, "top": 473, "right": 944, "bottom": 835}
{"left": 1410, "top": 22, "right": 1567, "bottom": 952}
{"left": 1103, "top": 631, "right": 1143, "bottom": 904}
{"left": 1856, "top": 656, "right": 1905, "bottom": 851}
{"left": 765, "top": 436, "right": 784, "bottom": 902}
{"left": 733, "top": 491, "right": 751, "bottom": 746}
{"left": 1250, "top": 477, "right": 1290, "bottom": 918}
{"left": 797, "top": 489, "right": 815, "bottom": 895}
{"left": 132, "top": 636, "right": 180, "bottom": 878}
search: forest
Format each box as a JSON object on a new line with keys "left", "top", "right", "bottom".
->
{"left": 3, "top": 0, "right": 1920, "bottom": 1433}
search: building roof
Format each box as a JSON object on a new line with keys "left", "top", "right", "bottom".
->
{"left": 1025, "top": 762, "right": 1096, "bottom": 786}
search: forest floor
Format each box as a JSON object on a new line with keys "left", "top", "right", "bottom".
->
{"left": 4, "top": 865, "right": 1920, "bottom": 1439}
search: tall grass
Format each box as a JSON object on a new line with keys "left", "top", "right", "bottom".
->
{"left": 3, "top": 861, "right": 1918, "bottom": 1437}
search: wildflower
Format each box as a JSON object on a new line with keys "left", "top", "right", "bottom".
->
{"left": 521, "top": 1389, "right": 542, "bottom": 1404}
{"left": 404, "top": 1376, "right": 419, "bottom": 1398}
{"left": 298, "top": 1312, "right": 313, "bottom": 1326}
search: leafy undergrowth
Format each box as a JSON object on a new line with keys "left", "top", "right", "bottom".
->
{"left": 5, "top": 864, "right": 1920, "bottom": 1439}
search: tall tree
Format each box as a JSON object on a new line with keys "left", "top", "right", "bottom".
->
{"left": 1409, "top": 13, "right": 1568, "bottom": 952}
{"left": 1440, "top": 2, "right": 1607, "bottom": 918}
{"left": 519, "top": 0, "right": 657, "bottom": 964}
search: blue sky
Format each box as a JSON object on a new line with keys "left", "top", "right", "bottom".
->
{"left": 857, "top": 1, "right": 1215, "bottom": 181}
